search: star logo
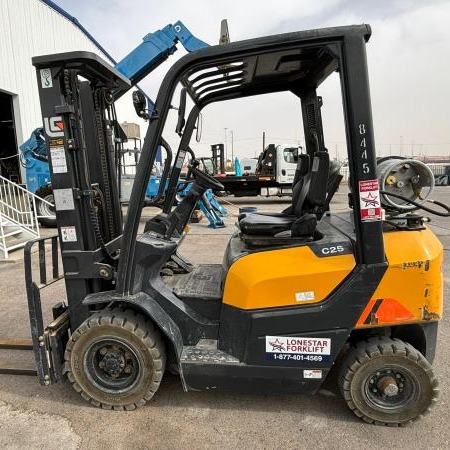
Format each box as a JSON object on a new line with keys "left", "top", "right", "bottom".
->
{"left": 269, "top": 339, "right": 286, "bottom": 352}
{"left": 361, "top": 191, "right": 379, "bottom": 207}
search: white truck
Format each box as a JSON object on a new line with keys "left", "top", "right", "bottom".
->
{"left": 215, "top": 145, "right": 300, "bottom": 197}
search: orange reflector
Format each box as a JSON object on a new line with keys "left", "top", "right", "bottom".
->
{"left": 357, "top": 298, "right": 414, "bottom": 326}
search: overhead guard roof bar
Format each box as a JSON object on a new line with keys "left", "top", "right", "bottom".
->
{"left": 181, "top": 46, "right": 340, "bottom": 108}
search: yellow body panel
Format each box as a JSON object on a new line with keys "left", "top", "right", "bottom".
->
{"left": 223, "top": 246, "right": 356, "bottom": 310}
{"left": 356, "top": 227, "right": 444, "bottom": 328}
{"left": 223, "top": 227, "right": 443, "bottom": 324}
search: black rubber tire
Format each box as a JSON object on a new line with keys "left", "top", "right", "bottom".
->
{"left": 64, "top": 308, "right": 166, "bottom": 410}
{"left": 35, "top": 184, "right": 56, "bottom": 228}
{"left": 339, "top": 336, "right": 438, "bottom": 425}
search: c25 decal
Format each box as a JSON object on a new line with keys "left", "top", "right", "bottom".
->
{"left": 321, "top": 245, "right": 345, "bottom": 255}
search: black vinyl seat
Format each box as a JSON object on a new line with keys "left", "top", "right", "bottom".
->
{"left": 239, "top": 152, "right": 331, "bottom": 237}
{"left": 238, "top": 154, "right": 310, "bottom": 223}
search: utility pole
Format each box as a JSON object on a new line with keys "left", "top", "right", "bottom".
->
{"left": 224, "top": 127, "right": 228, "bottom": 163}
{"left": 262, "top": 131, "right": 266, "bottom": 153}
{"left": 230, "top": 130, "right": 234, "bottom": 162}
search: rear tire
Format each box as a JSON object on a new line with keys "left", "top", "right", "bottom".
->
{"left": 64, "top": 308, "right": 166, "bottom": 410}
{"left": 35, "top": 185, "right": 56, "bottom": 228}
{"left": 339, "top": 336, "right": 438, "bottom": 425}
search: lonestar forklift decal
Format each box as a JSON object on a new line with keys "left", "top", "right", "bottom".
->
{"left": 265, "top": 336, "right": 331, "bottom": 364}
{"left": 359, "top": 179, "right": 381, "bottom": 221}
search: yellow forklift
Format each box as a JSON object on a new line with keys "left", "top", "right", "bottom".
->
{"left": 10, "top": 25, "right": 450, "bottom": 425}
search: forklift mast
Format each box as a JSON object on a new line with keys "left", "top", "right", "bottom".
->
{"left": 33, "top": 53, "right": 131, "bottom": 329}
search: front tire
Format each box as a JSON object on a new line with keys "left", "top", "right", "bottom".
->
{"left": 64, "top": 308, "right": 166, "bottom": 410}
{"left": 339, "top": 336, "right": 438, "bottom": 425}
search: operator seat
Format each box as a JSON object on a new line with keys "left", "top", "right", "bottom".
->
{"left": 239, "top": 151, "right": 330, "bottom": 237}
{"left": 238, "top": 153, "right": 310, "bottom": 222}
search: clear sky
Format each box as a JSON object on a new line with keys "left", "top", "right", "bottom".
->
{"left": 55, "top": 0, "right": 450, "bottom": 160}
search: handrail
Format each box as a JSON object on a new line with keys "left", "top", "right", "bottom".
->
{"left": 0, "top": 175, "right": 55, "bottom": 258}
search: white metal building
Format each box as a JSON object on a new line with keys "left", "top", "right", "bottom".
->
{"left": 0, "top": 0, "right": 119, "bottom": 182}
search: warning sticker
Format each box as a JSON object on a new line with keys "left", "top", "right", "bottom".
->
{"left": 49, "top": 146, "right": 67, "bottom": 173}
{"left": 265, "top": 336, "right": 331, "bottom": 363}
{"left": 61, "top": 226, "right": 77, "bottom": 242}
{"left": 53, "top": 188, "right": 75, "bottom": 211}
{"left": 40, "top": 68, "right": 52, "bottom": 88}
{"left": 359, "top": 179, "right": 381, "bottom": 222}
{"left": 295, "top": 291, "right": 315, "bottom": 302}
{"left": 303, "top": 369, "right": 322, "bottom": 379}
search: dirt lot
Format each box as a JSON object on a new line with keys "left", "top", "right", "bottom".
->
{"left": 0, "top": 188, "right": 449, "bottom": 449}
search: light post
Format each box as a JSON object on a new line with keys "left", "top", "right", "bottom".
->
{"left": 224, "top": 127, "right": 228, "bottom": 162}
{"left": 230, "top": 130, "right": 234, "bottom": 162}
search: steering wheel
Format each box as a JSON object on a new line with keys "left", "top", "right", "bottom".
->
{"left": 189, "top": 164, "right": 225, "bottom": 191}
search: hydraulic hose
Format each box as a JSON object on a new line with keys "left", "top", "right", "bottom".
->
{"left": 379, "top": 190, "right": 450, "bottom": 217}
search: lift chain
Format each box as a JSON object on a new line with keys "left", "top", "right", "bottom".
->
{"left": 93, "top": 88, "right": 116, "bottom": 242}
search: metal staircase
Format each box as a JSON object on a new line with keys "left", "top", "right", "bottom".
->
{"left": 0, "top": 174, "right": 54, "bottom": 259}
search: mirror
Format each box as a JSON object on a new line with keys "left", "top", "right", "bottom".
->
{"left": 195, "top": 113, "right": 203, "bottom": 143}
{"left": 132, "top": 90, "right": 149, "bottom": 120}
{"left": 175, "top": 88, "right": 187, "bottom": 135}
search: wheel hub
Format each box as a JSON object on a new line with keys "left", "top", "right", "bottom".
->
{"left": 99, "top": 351, "right": 126, "bottom": 378}
{"left": 84, "top": 339, "right": 139, "bottom": 393}
{"left": 365, "top": 367, "right": 413, "bottom": 409}
{"left": 377, "top": 376, "right": 399, "bottom": 397}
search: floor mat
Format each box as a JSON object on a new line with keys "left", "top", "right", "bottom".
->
{"left": 172, "top": 264, "right": 223, "bottom": 300}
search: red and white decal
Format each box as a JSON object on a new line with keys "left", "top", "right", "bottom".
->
{"left": 266, "top": 336, "right": 331, "bottom": 355}
{"left": 359, "top": 179, "right": 381, "bottom": 222}
{"left": 303, "top": 369, "right": 322, "bottom": 379}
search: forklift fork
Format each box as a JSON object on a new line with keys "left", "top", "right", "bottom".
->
{"left": 0, "top": 235, "right": 68, "bottom": 383}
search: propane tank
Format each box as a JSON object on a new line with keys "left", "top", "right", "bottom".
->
{"left": 377, "top": 157, "right": 435, "bottom": 210}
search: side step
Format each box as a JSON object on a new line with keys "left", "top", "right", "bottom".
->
{"left": 181, "top": 339, "right": 240, "bottom": 365}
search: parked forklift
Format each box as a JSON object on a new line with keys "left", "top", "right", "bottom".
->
{"left": 3, "top": 24, "right": 450, "bottom": 426}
